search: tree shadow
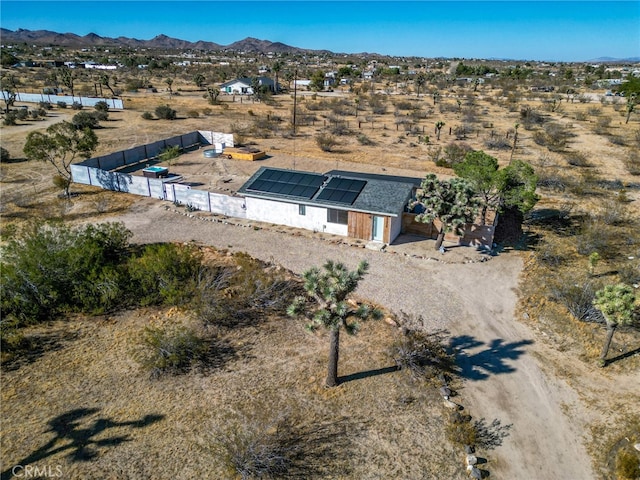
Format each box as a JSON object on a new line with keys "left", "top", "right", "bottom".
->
{"left": 1, "top": 408, "right": 164, "bottom": 480}
{"left": 604, "top": 346, "right": 640, "bottom": 366}
{"left": 338, "top": 365, "right": 399, "bottom": 384}
{"left": 2, "top": 330, "right": 79, "bottom": 372}
{"left": 450, "top": 335, "right": 533, "bottom": 381}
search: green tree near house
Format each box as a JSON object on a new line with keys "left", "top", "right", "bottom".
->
{"left": 593, "top": 283, "right": 636, "bottom": 366}
{"left": 288, "top": 260, "right": 383, "bottom": 387}
{"left": 454, "top": 152, "right": 539, "bottom": 228}
{"left": 453, "top": 151, "right": 501, "bottom": 226}
{"left": 310, "top": 70, "right": 325, "bottom": 92}
{"left": 412, "top": 174, "right": 480, "bottom": 250}
{"left": 23, "top": 121, "right": 98, "bottom": 198}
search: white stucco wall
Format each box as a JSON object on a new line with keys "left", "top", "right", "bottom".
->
{"left": 245, "top": 197, "right": 348, "bottom": 236}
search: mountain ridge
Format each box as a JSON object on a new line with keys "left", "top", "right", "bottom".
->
{"left": 0, "top": 28, "right": 332, "bottom": 55}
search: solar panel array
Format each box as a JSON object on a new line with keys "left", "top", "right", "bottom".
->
{"left": 247, "top": 169, "right": 326, "bottom": 199}
{"left": 316, "top": 177, "right": 367, "bottom": 205}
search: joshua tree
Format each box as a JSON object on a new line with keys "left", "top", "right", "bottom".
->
{"left": 164, "top": 77, "right": 173, "bottom": 97}
{"left": 625, "top": 93, "right": 637, "bottom": 124}
{"left": 593, "top": 283, "right": 636, "bottom": 366}
{"left": 193, "top": 73, "right": 206, "bottom": 89}
{"left": 288, "top": 260, "right": 382, "bottom": 387}
{"left": 272, "top": 60, "right": 282, "bottom": 94}
{"left": 58, "top": 66, "right": 75, "bottom": 97}
{"left": 510, "top": 123, "right": 520, "bottom": 163}
{"left": 432, "top": 91, "right": 440, "bottom": 105}
{"left": 435, "top": 121, "right": 445, "bottom": 141}
{"left": 412, "top": 174, "right": 480, "bottom": 250}
{"left": 100, "top": 73, "right": 116, "bottom": 96}
{"left": 415, "top": 72, "right": 427, "bottom": 97}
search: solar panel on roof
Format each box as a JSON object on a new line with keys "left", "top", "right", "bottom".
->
{"left": 246, "top": 169, "right": 325, "bottom": 199}
{"left": 316, "top": 178, "right": 366, "bottom": 205}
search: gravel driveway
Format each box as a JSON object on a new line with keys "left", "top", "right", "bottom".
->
{"left": 110, "top": 197, "right": 595, "bottom": 480}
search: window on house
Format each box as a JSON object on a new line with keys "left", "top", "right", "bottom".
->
{"left": 327, "top": 209, "right": 348, "bottom": 225}
{"left": 299, "top": 204, "right": 306, "bottom": 216}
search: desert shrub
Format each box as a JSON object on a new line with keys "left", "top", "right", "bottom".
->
{"left": 316, "top": 133, "right": 338, "bottom": 152}
{"left": 187, "top": 110, "right": 199, "bottom": 118}
{"left": 565, "top": 151, "right": 591, "bottom": 167}
{"left": 587, "top": 106, "right": 602, "bottom": 116}
{"left": 391, "top": 328, "right": 456, "bottom": 381}
{"left": 439, "top": 142, "right": 472, "bottom": 168}
{"left": 72, "top": 111, "right": 100, "bottom": 129}
{"left": 141, "top": 111, "right": 153, "bottom": 120}
{"left": 38, "top": 101, "right": 52, "bottom": 110}
{"left": 607, "top": 135, "right": 626, "bottom": 146}
{"left": 484, "top": 135, "right": 511, "bottom": 150}
{"left": 159, "top": 145, "right": 181, "bottom": 164}
{"left": 16, "top": 108, "right": 29, "bottom": 121}
{"left": 155, "top": 104, "right": 177, "bottom": 120}
{"left": 520, "top": 106, "right": 545, "bottom": 128}
{"left": 3, "top": 110, "right": 18, "bottom": 125}
{"left": 547, "top": 278, "right": 604, "bottom": 323}
{"left": 211, "top": 414, "right": 296, "bottom": 480}
{"left": 574, "top": 111, "right": 587, "bottom": 121}
{"left": 127, "top": 243, "right": 202, "bottom": 307}
{"left": 533, "top": 122, "right": 572, "bottom": 151}
{"left": 0, "top": 222, "right": 132, "bottom": 324}
{"left": 357, "top": 134, "right": 375, "bottom": 146}
{"left": 536, "top": 239, "right": 569, "bottom": 268}
{"left": 94, "top": 101, "right": 109, "bottom": 112}
{"left": 0, "top": 147, "right": 10, "bottom": 162}
{"left": 394, "top": 100, "right": 414, "bottom": 111}
{"left": 615, "top": 448, "right": 640, "bottom": 480}
{"left": 124, "top": 78, "right": 145, "bottom": 91}
{"left": 329, "top": 122, "right": 350, "bottom": 136}
{"left": 71, "top": 101, "right": 83, "bottom": 110}
{"left": 623, "top": 149, "right": 640, "bottom": 175}
{"left": 575, "top": 220, "right": 616, "bottom": 258}
{"left": 56, "top": 101, "right": 67, "bottom": 109}
{"left": 446, "top": 410, "right": 476, "bottom": 447}
{"left": 134, "top": 324, "right": 209, "bottom": 378}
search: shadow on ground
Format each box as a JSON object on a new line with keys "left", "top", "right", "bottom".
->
{"left": 1, "top": 408, "right": 164, "bottom": 480}
{"left": 450, "top": 335, "right": 534, "bottom": 381}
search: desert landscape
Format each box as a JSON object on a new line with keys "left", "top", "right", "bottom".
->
{"left": 1, "top": 44, "right": 639, "bottom": 480}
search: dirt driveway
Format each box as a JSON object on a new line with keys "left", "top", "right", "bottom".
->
{"left": 110, "top": 197, "right": 595, "bottom": 480}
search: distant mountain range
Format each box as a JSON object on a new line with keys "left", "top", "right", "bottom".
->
{"left": 1, "top": 28, "right": 638, "bottom": 62}
{"left": 0, "top": 28, "right": 332, "bottom": 55}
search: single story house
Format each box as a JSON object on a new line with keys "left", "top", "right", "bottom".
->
{"left": 238, "top": 167, "right": 419, "bottom": 243}
{"left": 220, "top": 77, "right": 278, "bottom": 95}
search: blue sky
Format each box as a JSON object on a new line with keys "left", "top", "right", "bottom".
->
{"left": 1, "top": 1, "right": 639, "bottom": 62}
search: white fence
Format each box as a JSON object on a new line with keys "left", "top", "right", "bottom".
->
{"left": 14, "top": 92, "right": 124, "bottom": 109}
{"left": 71, "top": 130, "right": 246, "bottom": 218}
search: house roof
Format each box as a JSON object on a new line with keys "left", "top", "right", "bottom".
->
{"left": 220, "top": 77, "right": 275, "bottom": 88}
{"left": 238, "top": 167, "right": 414, "bottom": 216}
{"left": 326, "top": 170, "right": 423, "bottom": 188}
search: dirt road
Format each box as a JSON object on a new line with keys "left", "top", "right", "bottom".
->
{"left": 110, "top": 198, "right": 596, "bottom": 480}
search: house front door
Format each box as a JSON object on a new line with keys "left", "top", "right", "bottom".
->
{"left": 372, "top": 216, "right": 385, "bottom": 242}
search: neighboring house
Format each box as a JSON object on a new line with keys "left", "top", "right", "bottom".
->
{"left": 238, "top": 167, "right": 418, "bottom": 243}
{"left": 220, "top": 77, "right": 277, "bottom": 94}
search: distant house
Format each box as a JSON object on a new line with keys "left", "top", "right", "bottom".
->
{"left": 238, "top": 167, "right": 418, "bottom": 243}
{"left": 220, "top": 77, "right": 278, "bottom": 95}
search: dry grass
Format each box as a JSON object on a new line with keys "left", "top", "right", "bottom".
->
{"left": 1, "top": 275, "right": 465, "bottom": 478}
{"left": 2, "top": 77, "right": 640, "bottom": 478}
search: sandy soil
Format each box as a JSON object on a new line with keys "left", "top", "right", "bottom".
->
{"left": 106, "top": 197, "right": 594, "bottom": 479}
